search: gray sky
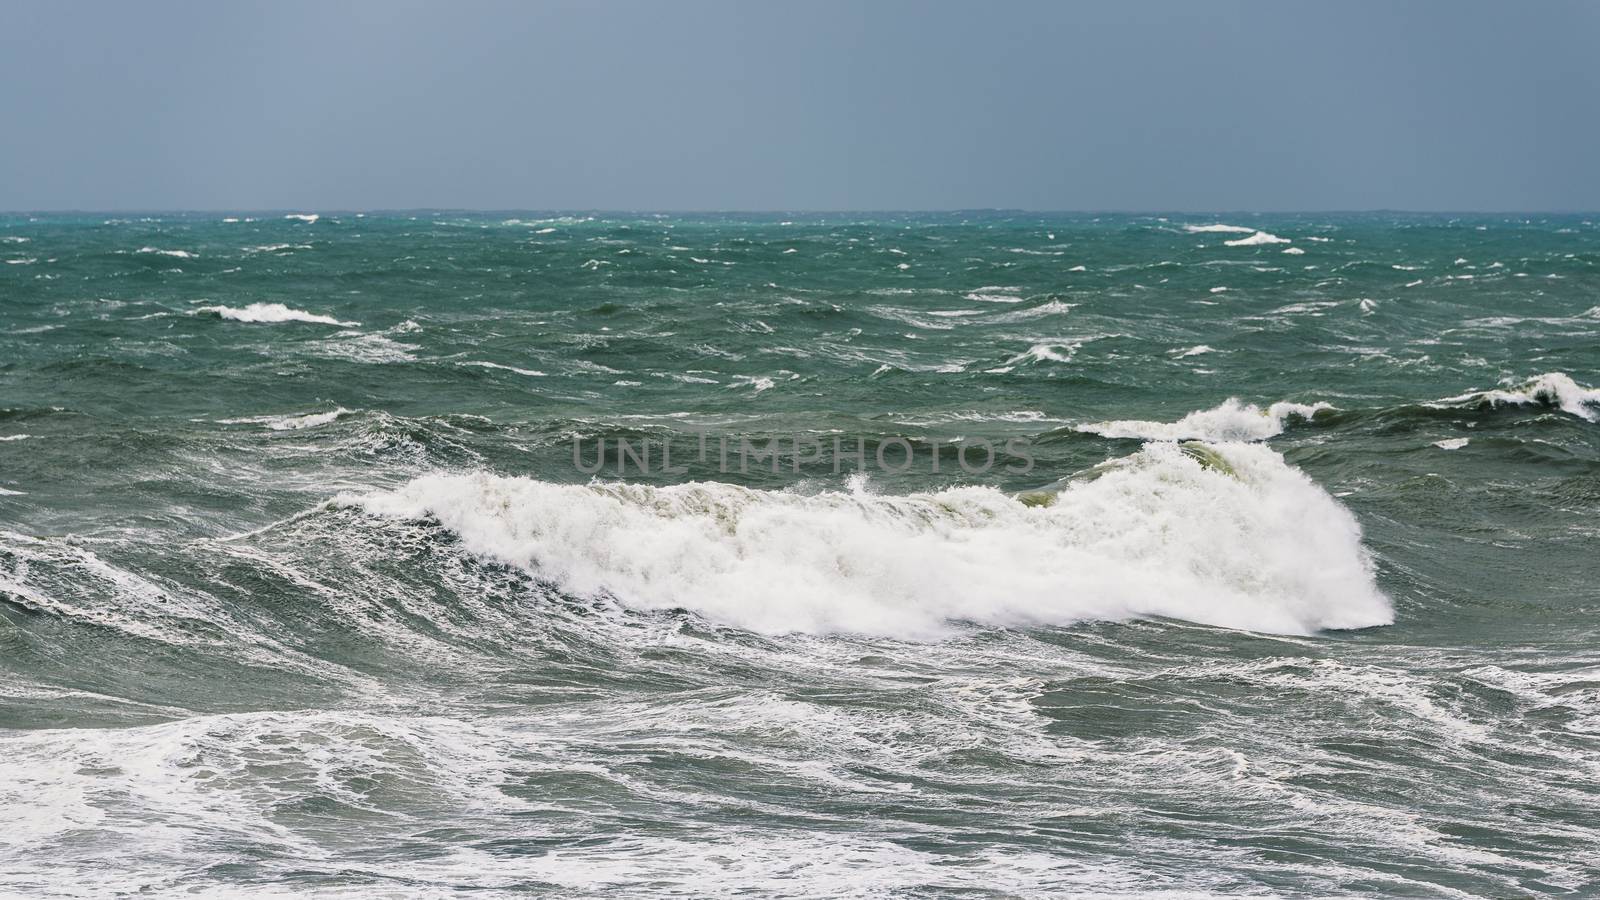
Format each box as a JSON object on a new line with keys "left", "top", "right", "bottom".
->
{"left": 4, "top": 1, "right": 1597, "bottom": 211}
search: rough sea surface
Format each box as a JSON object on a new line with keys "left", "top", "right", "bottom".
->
{"left": 2, "top": 212, "right": 1599, "bottom": 898}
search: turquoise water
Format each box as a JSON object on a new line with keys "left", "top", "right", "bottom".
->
{"left": 2, "top": 212, "right": 1599, "bottom": 897}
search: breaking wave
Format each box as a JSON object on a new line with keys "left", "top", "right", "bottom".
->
{"left": 195, "top": 303, "right": 357, "bottom": 327}
{"left": 1183, "top": 223, "right": 1257, "bottom": 234}
{"left": 1432, "top": 372, "right": 1600, "bottom": 423}
{"left": 1076, "top": 399, "right": 1332, "bottom": 442}
{"left": 340, "top": 442, "right": 1391, "bottom": 639}
{"left": 1224, "top": 231, "right": 1292, "bottom": 247}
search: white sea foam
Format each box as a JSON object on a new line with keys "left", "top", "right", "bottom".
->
{"left": 1433, "top": 372, "right": 1600, "bottom": 422}
{"left": 135, "top": 247, "right": 196, "bottom": 259}
{"left": 242, "top": 243, "right": 311, "bottom": 254}
{"left": 1005, "top": 343, "right": 1076, "bottom": 365}
{"left": 964, "top": 288, "right": 1025, "bottom": 304}
{"left": 730, "top": 375, "right": 776, "bottom": 393}
{"left": 1282, "top": 246, "right": 1306, "bottom": 255}
{"left": 461, "top": 361, "right": 548, "bottom": 378}
{"left": 195, "top": 303, "right": 358, "bottom": 327}
{"left": 1183, "top": 224, "right": 1257, "bottom": 234}
{"left": 1224, "top": 231, "right": 1292, "bottom": 247}
{"left": 0, "top": 434, "right": 30, "bottom": 442}
{"left": 1077, "top": 398, "right": 1332, "bottom": 442}
{"left": 284, "top": 213, "right": 320, "bottom": 223}
{"left": 987, "top": 300, "right": 1075, "bottom": 323}
{"left": 1433, "top": 437, "right": 1470, "bottom": 450}
{"left": 222, "top": 408, "right": 353, "bottom": 431}
{"left": 343, "top": 441, "right": 1391, "bottom": 638}
{"left": 307, "top": 332, "right": 419, "bottom": 363}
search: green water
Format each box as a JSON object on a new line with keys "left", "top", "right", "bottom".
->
{"left": 2, "top": 212, "right": 1598, "bottom": 897}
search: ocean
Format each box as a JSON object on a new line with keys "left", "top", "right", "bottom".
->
{"left": 2, "top": 211, "right": 1598, "bottom": 897}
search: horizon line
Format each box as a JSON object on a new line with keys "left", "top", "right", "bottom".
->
{"left": 4, "top": 207, "right": 1600, "bottom": 218}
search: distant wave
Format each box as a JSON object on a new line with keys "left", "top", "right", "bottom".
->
{"left": 1432, "top": 372, "right": 1600, "bottom": 423}
{"left": 222, "top": 408, "right": 354, "bottom": 431}
{"left": 1077, "top": 399, "right": 1332, "bottom": 442}
{"left": 461, "top": 361, "right": 548, "bottom": 378}
{"left": 341, "top": 442, "right": 1391, "bottom": 638}
{"left": 1183, "top": 223, "right": 1257, "bottom": 234}
{"left": 1224, "top": 231, "right": 1292, "bottom": 247}
{"left": 195, "top": 303, "right": 357, "bottom": 327}
{"left": 242, "top": 243, "right": 312, "bottom": 254}
{"left": 135, "top": 247, "right": 197, "bottom": 259}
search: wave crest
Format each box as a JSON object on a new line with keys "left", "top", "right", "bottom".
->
{"left": 195, "top": 303, "right": 357, "bottom": 327}
{"left": 1433, "top": 372, "right": 1600, "bottom": 423}
{"left": 1076, "top": 399, "right": 1332, "bottom": 442}
{"left": 340, "top": 442, "right": 1391, "bottom": 638}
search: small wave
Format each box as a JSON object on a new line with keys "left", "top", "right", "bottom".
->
{"left": 1432, "top": 373, "right": 1600, "bottom": 422}
{"left": 730, "top": 374, "right": 776, "bottom": 393}
{"left": 307, "top": 332, "right": 419, "bottom": 364}
{"left": 461, "top": 361, "right": 548, "bottom": 378}
{"left": 284, "top": 213, "right": 320, "bottom": 223}
{"left": 1433, "top": 437, "right": 1470, "bottom": 450}
{"left": 1183, "top": 223, "right": 1257, "bottom": 234}
{"left": 195, "top": 303, "right": 358, "bottom": 327}
{"left": 135, "top": 247, "right": 196, "bottom": 259}
{"left": 242, "top": 243, "right": 311, "bottom": 254}
{"left": 0, "top": 434, "right": 32, "bottom": 442}
{"left": 1224, "top": 231, "right": 1292, "bottom": 247}
{"left": 1078, "top": 399, "right": 1332, "bottom": 442}
{"left": 1004, "top": 343, "right": 1077, "bottom": 366}
{"left": 223, "top": 408, "right": 354, "bottom": 431}
{"left": 964, "top": 288, "right": 1025, "bottom": 304}
{"left": 341, "top": 442, "right": 1390, "bottom": 638}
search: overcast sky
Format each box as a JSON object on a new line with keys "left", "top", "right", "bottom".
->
{"left": 3, "top": 1, "right": 1597, "bottom": 211}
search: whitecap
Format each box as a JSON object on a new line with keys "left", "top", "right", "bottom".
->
{"left": 1433, "top": 372, "right": 1600, "bottom": 422}
{"left": 461, "top": 361, "right": 548, "bottom": 378}
{"left": 1183, "top": 224, "right": 1257, "bottom": 234}
{"left": 242, "top": 244, "right": 311, "bottom": 254}
{"left": 341, "top": 441, "right": 1391, "bottom": 638}
{"left": 1077, "top": 398, "right": 1332, "bottom": 442}
{"left": 195, "top": 303, "right": 357, "bottom": 327}
{"left": 223, "top": 408, "right": 354, "bottom": 431}
{"left": 730, "top": 375, "right": 776, "bottom": 393}
{"left": 1224, "top": 231, "right": 1292, "bottom": 247}
{"left": 1004, "top": 343, "right": 1076, "bottom": 365}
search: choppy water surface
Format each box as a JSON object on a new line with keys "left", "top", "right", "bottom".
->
{"left": 2, "top": 212, "right": 1599, "bottom": 897}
